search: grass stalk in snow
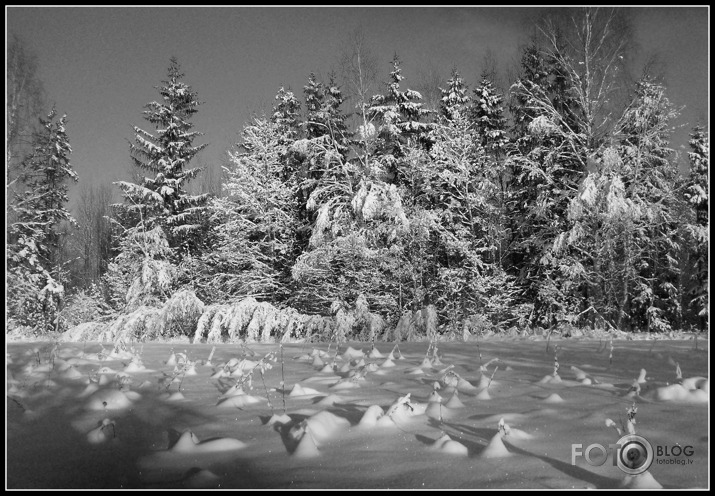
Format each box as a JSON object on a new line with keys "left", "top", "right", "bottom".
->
{"left": 477, "top": 331, "right": 482, "bottom": 362}
{"left": 259, "top": 369, "right": 275, "bottom": 415}
{"left": 280, "top": 343, "right": 287, "bottom": 415}
{"left": 552, "top": 346, "right": 560, "bottom": 377}
{"left": 608, "top": 337, "right": 614, "bottom": 367}
{"left": 487, "top": 366, "right": 499, "bottom": 389}
{"left": 648, "top": 335, "right": 657, "bottom": 353}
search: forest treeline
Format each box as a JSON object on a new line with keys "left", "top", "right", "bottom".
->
{"left": 6, "top": 9, "right": 709, "bottom": 340}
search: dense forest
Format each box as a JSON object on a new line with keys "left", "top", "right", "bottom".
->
{"left": 6, "top": 9, "right": 709, "bottom": 342}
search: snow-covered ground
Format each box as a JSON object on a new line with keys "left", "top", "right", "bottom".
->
{"left": 6, "top": 337, "right": 709, "bottom": 489}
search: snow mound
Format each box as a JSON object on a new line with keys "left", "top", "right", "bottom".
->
{"left": 380, "top": 358, "right": 396, "bottom": 368}
{"left": 85, "top": 389, "right": 134, "bottom": 410}
{"left": 445, "top": 391, "right": 465, "bottom": 408}
{"left": 570, "top": 366, "right": 588, "bottom": 380}
{"left": 60, "top": 366, "right": 84, "bottom": 380}
{"left": 619, "top": 471, "right": 662, "bottom": 489}
{"left": 358, "top": 405, "right": 386, "bottom": 428}
{"left": 543, "top": 393, "right": 565, "bottom": 403}
{"left": 652, "top": 384, "right": 708, "bottom": 403}
{"left": 216, "top": 394, "right": 267, "bottom": 408}
{"left": 475, "top": 388, "right": 492, "bottom": 400}
{"left": 266, "top": 413, "right": 292, "bottom": 426}
{"left": 182, "top": 468, "right": 222, "bottom": 489}
{"left": 170, "top": 430, "right": 246, "bottom": 453}
{"left": 343, "top": 346, "right": 365, "bottom": 360}
{"left": 681, "top": 376, "right": 708, "bottom": 392}
{"left": 86, "top": 418, "right": 116, "bottom": 445}
{"left": 301, "top": 411, "right": 350, "bottom": 445}
{"left": 538, "top": 374, "right": 562, "bottom": 384}
{"left": 430, "top": 434, "right": 468, "bottom": 456}
{"left": 480, "top": 433, "right": 510, "bottom": 458}
{"left": 368, "top": 347, "right": 384, "bottom": 359}
{"left": 218, "top": 385, "right": 246, "bottom": 400}
{"left": 160, "top": 391, "right": 186, "bottom": 401}
{"left": 290, "top": 384, "right": 322, "bottom": 397}
{"left": 293, "top": 429, "right": 320, "bottom": 458}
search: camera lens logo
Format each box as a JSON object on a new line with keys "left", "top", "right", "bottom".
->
{"left": 616, "top": 434, "right": 654, "bottom": 475}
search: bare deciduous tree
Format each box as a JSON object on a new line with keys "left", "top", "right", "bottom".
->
{"left": 538, "top": 7, "right": 634, "bottom": 151}
{"left": 337, "top": 27, "right": 379, "bottom": 168}
{"left": 71, "top": 182, "right": 115, "bottom": 287}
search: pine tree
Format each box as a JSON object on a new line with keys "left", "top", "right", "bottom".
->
{"left": 115, "top": 57, "right": 209, "bottom": 258}
{"left": 7, "top": 108, "right": 77, "bottom": 333}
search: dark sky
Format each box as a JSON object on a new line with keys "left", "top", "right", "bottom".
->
{"left": 6, "top": 7, "right": 709, "bottom": 207}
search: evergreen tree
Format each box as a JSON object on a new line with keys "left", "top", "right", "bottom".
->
{"left": 405, "top": 108, "right": 524, "bottom": 333}
{"left": 613, "top": 78, "right": 683, "bottom": 332}
{"left": 471, "top": 74, "right": 509, "bottom": 155}
{"left": 115, "top": 57, "right": 209, "bottom": 258}
{"left": 367, "top": 54, "right": 433, "bottom": 183}
{"left": 560, "top": 78, "right": 685, "bottom": 332}
{"left": 439, "top": 68, "right": 470, "bottom": 121}
{"left": 682, "top": 125, "right": 709, "bottom": 328}
{"left": 507, "top": 42, "right": 587, "bottom": 328}
{"left": 270, "top": 87, "right": 303, "bottom": 179}
{"left": 470, "top": 72, "right": 510, "bottom": 265}
{"left": 197, "top": 116, "right": 299, "bottom": 303}
{"left": 7, "top": 108, "right": 77, "bottom": 333}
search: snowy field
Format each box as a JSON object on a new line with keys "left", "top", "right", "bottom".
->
{"left": 6, "top": 337, "right": 709, "bottom": 489}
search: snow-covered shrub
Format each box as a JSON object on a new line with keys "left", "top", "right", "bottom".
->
{"left": 351, "top": 179, "right": 409, "bottom": 227}
{"left": 392, "top": 305, "right": 438, "bottom": 342}
{"left": 6, "top": 267, "right": 46, "bottom": 332}
{"left": 125, "top": 257, "right": 175, "bottom": 311}
{"left": 38, "top": 277, "right": 65, "bottom": 334}
{"left": 160, "top": 290, "right": 205, "bottom": 338}
{"left": 528, "top": 115, "right": 559, "bottom": 137}
{"left": 106, "top": 305, "right": 164, "bottom": 342}
{"left": 62, "top": 321, "right": 110, "bottom": 342}
{"left": 60, "top": 284, "right": 113, "bottom": 328}
{"left": 194, "top": 297, "right": 334, "bottom": 343}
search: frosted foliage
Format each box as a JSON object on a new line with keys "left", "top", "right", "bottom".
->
{"left": 125, "top": 258, "right": 175, "bottom": 310}
{"left": 106, "top": 306, "right": 163, "bottom": 342}
{"left": 160, "top": 290, "right": 205, "bottom": 337}
{"left": 392, "top": 306, "right": 438, "bottom": 342}
{"left": 358, "top": 122, "right": 376, "bottom": 140}
{"left": 333, "top": 308, "right": 356, "bottom": 343}
{"left": 194, "top": 297, "right": 334, "bottom": 343}
{"left": 528, "top": 115, "right": 558, "bottom": 137}
{"left": 579, "top": 176, "right": 598, "bottom": 208}
{"left": 351, "top": 180, "right": 409, "bottom": 226}
{"left": 601, "top": 147, "right": 621, "bottom": 169}
{"left": 309, "top": 203, "right": 332, "bottom": 248}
